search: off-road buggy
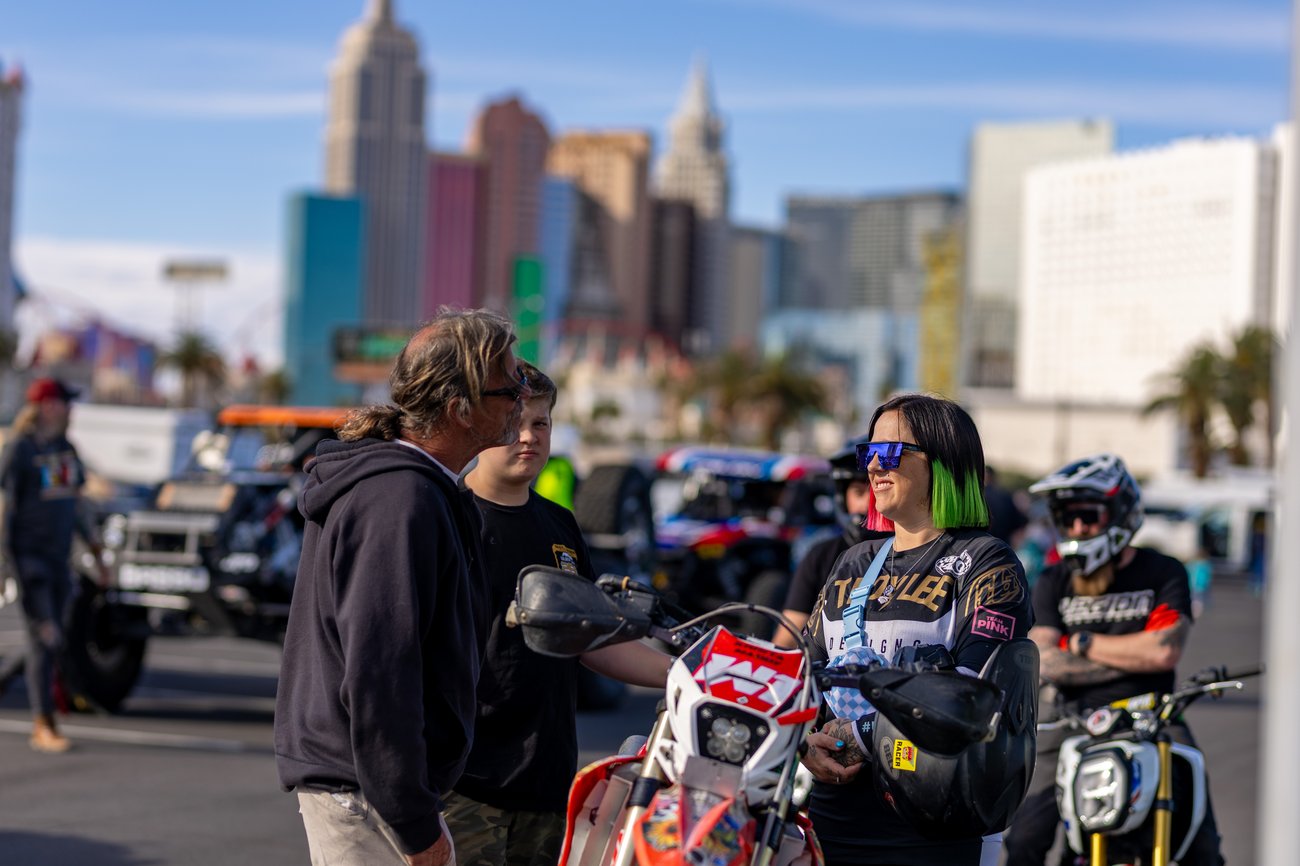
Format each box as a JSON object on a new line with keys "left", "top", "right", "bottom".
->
{"left": 64, "top": 405, "right": 345, "bottom": 711}
{"left": 574, "top": 446, "right": 837, "bottom": 637}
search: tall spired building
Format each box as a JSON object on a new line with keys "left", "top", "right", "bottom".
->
{"left": 655, "top": 59, "right": 730, "bottom": 354}
{"left": 324, "top": 0, "right": 427, "bottom": 325}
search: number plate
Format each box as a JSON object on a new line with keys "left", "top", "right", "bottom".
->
{"left": 117, "top": 563, "right": 211, "bottom": 593}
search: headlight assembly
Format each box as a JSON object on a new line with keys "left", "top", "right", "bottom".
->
{"left": 1073, "top": 748, "right": 1131, "bottom": 833}
{"left": 697, "top": 705, "right": 768, "bottom": 766}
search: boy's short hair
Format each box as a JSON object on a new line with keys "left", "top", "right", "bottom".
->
{"left": 521, "top": 362, "right": 558, "bottom": 410}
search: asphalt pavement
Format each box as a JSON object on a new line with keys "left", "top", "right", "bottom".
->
{"left": 0, "top": 575, "right": 1267, "bottom": 865}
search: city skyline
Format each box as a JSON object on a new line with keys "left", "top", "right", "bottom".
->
{"left": 1, "top": 0, "right": 1291, "bottom": 364}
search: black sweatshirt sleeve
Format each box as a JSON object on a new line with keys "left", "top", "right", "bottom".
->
{"left": 331, "top": 476, "right": 450, "bottom": 854}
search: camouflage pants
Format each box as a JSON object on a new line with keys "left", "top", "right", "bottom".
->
{"left": 442, "top": 791, "right": 565, "bottom": 866}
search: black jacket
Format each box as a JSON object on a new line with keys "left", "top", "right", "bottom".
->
{"left": 274, "top": 438, "right": 489, "bottom": 856}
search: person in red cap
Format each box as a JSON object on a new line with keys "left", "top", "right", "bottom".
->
{"left": 0, "top": 377, "right": 104, "bottom": 752}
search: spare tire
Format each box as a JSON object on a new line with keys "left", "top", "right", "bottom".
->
{"left": 62, "top": 577, "right": 148, "bottom": 713}
{"left": 738, "top": 570, "right": 790, "bottom": 639}
{"left": 573, "top": 465, "right": 655, "bottom": 577}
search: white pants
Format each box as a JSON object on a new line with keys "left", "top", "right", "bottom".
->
{"left": 297, "top": 790, "right": 455, "bottom": 866}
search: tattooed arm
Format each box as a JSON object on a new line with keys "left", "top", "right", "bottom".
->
{"left": 1031, "top": 625, "right": 1128, "bottom": 687}
{"left": 1032, "top": 615, "right": 1191, "bottom": 687}
{"left": 1080, "top": 616, "right": 1189, "bottom": 673}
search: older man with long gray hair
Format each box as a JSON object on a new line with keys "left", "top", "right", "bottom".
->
{"left": 275, "top": 308, "right": 530, "bottom": 866}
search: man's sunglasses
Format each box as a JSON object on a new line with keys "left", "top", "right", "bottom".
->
{"left": 481, "top": 365, "right": 531, "bottom": 401}
{"left": 1056, "top": 502, "right": 1108, "bottom": 528}
{"left": 856, "top": 441, "right": 925, "bottom": 471}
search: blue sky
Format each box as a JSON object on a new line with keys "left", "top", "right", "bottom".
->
{"left": 1, "top": 0, "right": 1292, "bottom": 364}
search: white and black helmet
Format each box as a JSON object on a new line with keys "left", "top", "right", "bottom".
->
{"left": 1028, "top": 453, "right": 1143, "bottom": 576}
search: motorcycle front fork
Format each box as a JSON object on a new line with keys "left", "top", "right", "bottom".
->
{"left": 612, "top": 710, "right": 671, "bottom": 866}
{"left": 1086, "top": 735, "right": 1175, "bottom": 866}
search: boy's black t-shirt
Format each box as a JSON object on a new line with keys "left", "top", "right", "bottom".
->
{"left": 1033, "top": 546, "right": 1193, "bottom": 709}
{"left": 806, "top": 529, "right": 1031, "bottom": 864}
{"left": 454, "top": 490, "right": 596, "bottom": 814}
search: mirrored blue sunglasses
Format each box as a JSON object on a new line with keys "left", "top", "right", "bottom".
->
{"left": 856, "top": 441, "right": 925, "bottom": 471}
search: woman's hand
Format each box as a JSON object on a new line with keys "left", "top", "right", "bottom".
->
{"left": 800, "top": 719, "right": 866, "bottom": 786}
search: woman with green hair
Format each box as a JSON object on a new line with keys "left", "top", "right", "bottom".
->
{"left": 798, "top": 392, "right": 1031, "bottom": 865}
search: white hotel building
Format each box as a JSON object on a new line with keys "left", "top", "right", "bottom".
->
{"left": 1017, "top": 136, "right": 1280, "bottom": 408}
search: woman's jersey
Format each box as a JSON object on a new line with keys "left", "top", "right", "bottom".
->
{"left": 809, "top": 529, "right": 1031, "bottom": 673}
{"left": 806, "top": 529, "right": 1032, "bottom": 864}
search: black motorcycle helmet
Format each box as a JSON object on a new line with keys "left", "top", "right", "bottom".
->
{"left": 872, "top": 639, "right": 1039, "bottom": 839}
{"left": 830, "top": 436, "right": 874, "bottom": 546}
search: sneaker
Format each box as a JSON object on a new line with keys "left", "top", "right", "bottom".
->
{"left": 30, "top": 717, "right": 71, "bottom": 753}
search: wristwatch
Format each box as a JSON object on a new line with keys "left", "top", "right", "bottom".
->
{"left": 1074, "top": 631, "right": 1094, "bottom": 658}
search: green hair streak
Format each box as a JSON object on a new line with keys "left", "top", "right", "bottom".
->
{"left": 930, "top": 460, "right": 990, "bottom": 529}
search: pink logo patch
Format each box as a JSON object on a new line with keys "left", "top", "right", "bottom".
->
{"left": 971, "top": 607, "right": 1014, "bottom": 641}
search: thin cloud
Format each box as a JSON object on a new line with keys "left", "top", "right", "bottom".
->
{"left": 723, "top": 81, "right": 1282, "bottom": 128}
{"left": 730, "top": 0, "right": 1288, "bottom": 52}
{"left": 109, "top": 90, "right": 325, "bottom": 119}
{"left": 14, "top": 236, "right": 283, "bottom": 366}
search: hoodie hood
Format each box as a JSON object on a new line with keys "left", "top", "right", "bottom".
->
{"left": 300, "top": 438, "right": 457, "bottom": 523}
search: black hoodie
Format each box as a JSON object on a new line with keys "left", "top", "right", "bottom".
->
{"left": 274, "top": 438, "right": 489, "bottom": 856}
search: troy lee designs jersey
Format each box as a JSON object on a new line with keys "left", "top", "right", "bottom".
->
{"left": 809, "top": 529, "right": 1032, "bottom": 672}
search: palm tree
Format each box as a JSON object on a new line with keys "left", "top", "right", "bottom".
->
{"left": 1145, "top": 343, "right": 1222, "bottom": 477}
{"left": 1220, "top": 325, "right": 1278, "bottom": 466}
{"left": 258, "top": 369, "right": 293, "bottom": 405}
{"left": 159, "top": 330, "right": 226, "bottom": 408}
{"left": 751, "top": 351, "right": 829, "bottom": 450}
{"left": 696, "top": 349, "right": 757, "bottom": 442}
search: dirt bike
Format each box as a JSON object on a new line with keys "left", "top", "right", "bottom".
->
{"left": 507, "top": 565, "right": 1004, "bottom": 866}
{"left": 1046, "top": 665, "right": 1262, "bottom": 866}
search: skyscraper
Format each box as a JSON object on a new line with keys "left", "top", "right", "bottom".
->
{"left": 283, "top": 193, "right": 366, "bottom": 406}
{"left": 649, "top": 198, "right": 696, "bottom": 353}
{"left": 784, "top": 198, "right": 854, "bottom": 309}
{"left": 423, "top": 151, "right": 486, "bottom": 315}
{"left": 655, "top": 60, "right": 730, "bottom": 355}
{"left": 323, "top": 0, "right": 427, "bottom": 325}
{"left": 786, "top": 192, "right": 962, "bottom": 313}
{"left": 0, "top": 61, "right": 24, "bottom": 333}
{"left": 466, "top": 96, "right": 551, "bottom": 314}
{"left": 548, "top": 130, "right": 654, "bottom": 337}
{"left": 964, "top": 119, "right": 1114, "bottom": 389}
{"left": 726, "top": 226, "right": 787, "bottom": 351}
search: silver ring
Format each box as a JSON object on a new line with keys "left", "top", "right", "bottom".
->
{"left": 834, "top": 771, "right": 841, "bottom": 784}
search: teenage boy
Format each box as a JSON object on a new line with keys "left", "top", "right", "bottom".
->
{"left": 449, "top": 363, "right": 670, "bottom": 866}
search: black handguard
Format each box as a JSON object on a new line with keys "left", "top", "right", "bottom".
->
{"left": 892, "top": 643, "right": 957, "bottom": 673}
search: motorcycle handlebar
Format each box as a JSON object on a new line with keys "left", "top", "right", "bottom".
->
{"left": 1039, "top": 662, "right": 1264, "bottom": 733}
{"left": 1187, "top": 664, "right": 1264, "bottom": 686}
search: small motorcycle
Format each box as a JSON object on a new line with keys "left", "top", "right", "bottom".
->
{"left": 507, "top": 565, "right": 1004, "bottom": 866}
{"left": 1047, "top": 665, "right": 1262, "bottom": 866}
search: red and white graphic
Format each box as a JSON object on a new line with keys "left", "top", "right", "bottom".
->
{"left": 692, "top": 631, "right": 804, "bottom": 713}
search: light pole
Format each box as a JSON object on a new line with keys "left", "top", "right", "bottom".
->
{"left": 162, "top": 259, "right": 227, "bottom": 336}
{"left": 161, "top": 259, "right": 227, "bottom": 407}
